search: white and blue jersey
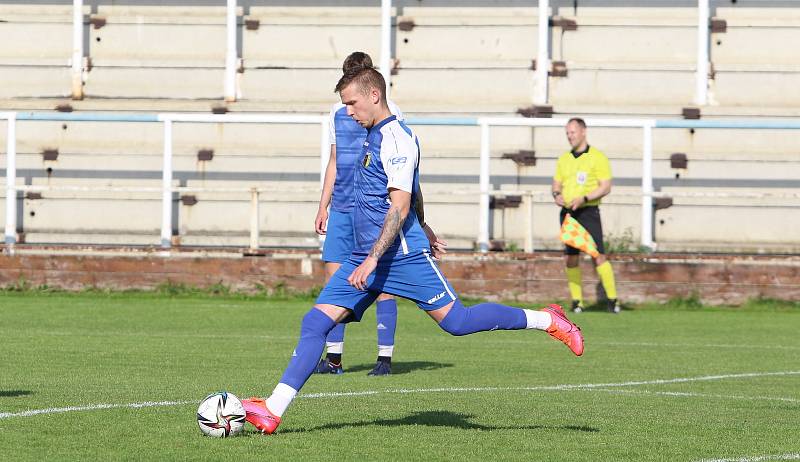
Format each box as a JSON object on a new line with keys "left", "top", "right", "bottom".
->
{"left": 328, "top": 101, "right": 403, "bottom": 213}
{"left": 322, "top": 101, "right": 402, "bottom": 264}
{"left": 317, "top": 114, "right": 458, "bottom": 320}
{"left": 352, "top": 115, "right": 429, "bottom": 259}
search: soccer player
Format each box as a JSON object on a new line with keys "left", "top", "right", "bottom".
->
{"left": 552, "top": 118, "right": 620, "bottom": 314}
{"left": 314, "top": 51, "right": 445, "bottom": 376}
{"left": 242, "top": 68, "right": 584, "bottom": 435}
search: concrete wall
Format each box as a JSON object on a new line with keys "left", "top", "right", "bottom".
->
{"left": 1, "top": 2, "right": 799, "bottom": 252}
{"left": 3, "top": 3, "right": 800, "bottom": 114}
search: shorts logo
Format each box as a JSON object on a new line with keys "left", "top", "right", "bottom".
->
{"left": 576, "top": 171, "right": 588, "bottom": 185}
{"left": 390, "top": 156, "right": 407, "bottom": 165}
{"left": 427, "top": 291, "right": 446, "bottom": 304}
{"left": 362, "top": 152, "right": 372, "bottom": 168}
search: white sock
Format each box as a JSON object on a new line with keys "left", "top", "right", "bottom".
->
{"left": 523, "top": 309, "right": 553, "bottom": 330}
{"left": 377, "top": 345, "right": 394, "bottom": 357}
{"left": 326, "top": 342, "right": 344, "bottom": 355}
{"left": 265, "top": 383, "right": 297, "bottom": 418}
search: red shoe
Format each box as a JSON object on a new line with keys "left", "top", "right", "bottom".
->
{"left": 241, "top": 397, "right": 281, "bottom": 434}
{"left": 541, "top": 304, "right": 584, "bottom": 356}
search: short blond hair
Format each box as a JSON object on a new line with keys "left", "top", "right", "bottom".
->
{"left": 334, "top": 67, "right": 387, "bottom": 103}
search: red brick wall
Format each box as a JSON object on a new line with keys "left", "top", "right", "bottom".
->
{"left": 1, "top": 248, "right": 798, "bottom": 305}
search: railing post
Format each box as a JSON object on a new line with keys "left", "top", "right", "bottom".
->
{"left": 161, "top": 119, "right": 174, "bottom": 248}
{"left": 695, "top": 0, "right": 710, "bottom": 105}
{"left": 380, "top": 0, "right": 393, "bottom": 96}
{"left": 71, "top": 0, "right": 84, "bottom": 100}
{"left": 523, "top": 192, "right": 534, "bottom": 253}
{"left": 4, "top": 114, "right": 17, "bottom": 247}
{"left": 249, "top": 187, "right": 260, "bottom": 250}
{"left": 478, "top": 121, "right": 490, "bottom": 252}
{"left": 224, "top": 0, "right": 238, "bottom": 102}
{"left": 641, "top": 123, "right": 655, "bottom": 251}
{"left": 534, "top": 0, "right": 550, "bottom": 105}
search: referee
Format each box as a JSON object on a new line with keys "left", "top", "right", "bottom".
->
{"left": 552, "top": 118, "right": 620, "bottom": 314}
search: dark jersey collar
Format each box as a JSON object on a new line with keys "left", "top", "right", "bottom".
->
{"left": 571, "top": 145, "right": 591, "bottom": 158}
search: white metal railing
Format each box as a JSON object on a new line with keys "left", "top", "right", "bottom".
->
{"left": 71, "top": 0, "right": 83, "bottom": 99}
{"left": 533, "top": 0, "right": 550, "bottom": 105}
{"left": 475, "top": 117, "right": 658, "bottom": 251}
{"left": 380, "top": 0, "right": 393, "bottom": 95}
{"left": 55, "top": 1, "right": 714, "bottom": 104}
{"left": 157, "top": 113, "right": 329, "bottom": 248}
{"left": 695, "top": 0, "right": 711, "bottom": 105}
{"left": 1, "top": 112, "right": 329, "bottom": 251}
{"left": 224, "top": 0, "right": 238, "bottom": 102}
{"left": 3, "top": 112, "right": 800, "bottom": 254}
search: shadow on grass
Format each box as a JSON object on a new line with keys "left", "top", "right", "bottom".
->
{"left": 263, "top": 410, "right": 599, "bottom": 435}
{"left": 0, "top": 390, "right": 33, "bottom": 398}
{"left": 343, "top": 361, "right": 453, "bottom": 375}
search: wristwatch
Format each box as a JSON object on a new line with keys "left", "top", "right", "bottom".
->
{"left": 552, "top": 191, "right": 561, "bottom": 198}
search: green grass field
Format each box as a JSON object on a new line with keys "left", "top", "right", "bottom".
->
{"left": 0, "top": 291, "right": 798, "bottom": 461}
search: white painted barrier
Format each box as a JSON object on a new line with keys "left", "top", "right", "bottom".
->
{"left": 2, "top": 112, "right": 799, "bottom": 252}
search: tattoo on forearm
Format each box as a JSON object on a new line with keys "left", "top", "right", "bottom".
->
{"left": 369, "top": 208, "right": 405, "bottom": 259}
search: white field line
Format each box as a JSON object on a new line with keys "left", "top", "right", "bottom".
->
{"left": 300, "top": 371, "right": 800, "bottom": 398}
{"left": 586, "top": 388, "right": 800, "bottom": 403}
{"left": 2, "top": 370, "right": 797, "bottom": 420}
{"left": 695, "top": 453, "right": 800, "bottom": 462}
{"left": 0, "top": 400, "right": 194, "bottom": 419}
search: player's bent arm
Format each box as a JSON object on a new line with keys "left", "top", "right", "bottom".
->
{"left": 319, "top": 145, "right": 337, "bottom": 210}
{"left": 368, "top": 188, "right": 411, "bottom": 261}
{"left": 314, "top": 145, "right": 337, "bottom": 234}
{"left": 414, "top": 184, "right": 426, "bottom": 227}
{"left": 414, "top": 185, "right": 448, "bottom": 258}
{"left": 552, "top": 179, "right": 565, "bottom": 207}
{"left": 586, "top": 178, "right": 612, "bottom": 202}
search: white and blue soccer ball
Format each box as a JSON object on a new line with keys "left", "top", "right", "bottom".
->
{"left": 197, "top": 391, "right": 246, "bottom": 437}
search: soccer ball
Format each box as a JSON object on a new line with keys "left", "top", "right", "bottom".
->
{"left": 196, "top": 391, "right": 246, "bottom": 437}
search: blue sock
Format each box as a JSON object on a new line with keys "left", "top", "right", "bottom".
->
{"left": 326, "top": 323, "right": 345, "bottom": 344}
{"left": 279, "top": 308, "right": 337, "bottom": 390}
{"left": 438, "top": 299, "right": 527, "bottom": 336}
{"left": 375, "top": 299, "right": 397, "bottom": 354}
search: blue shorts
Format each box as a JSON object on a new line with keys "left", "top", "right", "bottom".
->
{"left": 321, "top": 209, "right": 355, "bottom": 264}
{"left": 315, "top": 251, "right": 458, "bottom": 322}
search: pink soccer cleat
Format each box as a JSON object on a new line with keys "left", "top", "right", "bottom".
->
{"left": 541, "top": 304, "right": 584, "bottom": 356}
{"left": 241, "top": 397, "right": 281, "bottom": 434}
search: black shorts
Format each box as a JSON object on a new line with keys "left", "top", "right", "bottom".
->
{"left": 559, "top": 206, "right": 605, "bottom": 256}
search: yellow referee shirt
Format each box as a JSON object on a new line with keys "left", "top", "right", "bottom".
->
{"left": 554, "top": 146, "right": 611, "bottom": 206}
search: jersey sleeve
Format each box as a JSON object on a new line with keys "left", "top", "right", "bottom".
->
{"left": 595, "top": 152, "right": 612, "bottom": 180}
{"left": 388, "top": 100, "right": 404, "bottom": 121}
{"left": 328, "top": 104, "right": 338, "bottom": 145}
{"left": 380, "top": 126, "right": 418, "bottom": 193}
{"left": 553, "top": 155, "right": 565, "bottom": 182}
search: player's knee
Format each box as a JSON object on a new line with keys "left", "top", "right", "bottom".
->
{"left": 594, "top": 254, "right": 607, "bottom": 266}
{"left": 437, "top": 300, "right": 470, "bottom": 336}
{"left": 377, "top": 293, "right": 394, "bottom": 302}
{"left": 301, "top": 308, "right": 335, "bottom": 337}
